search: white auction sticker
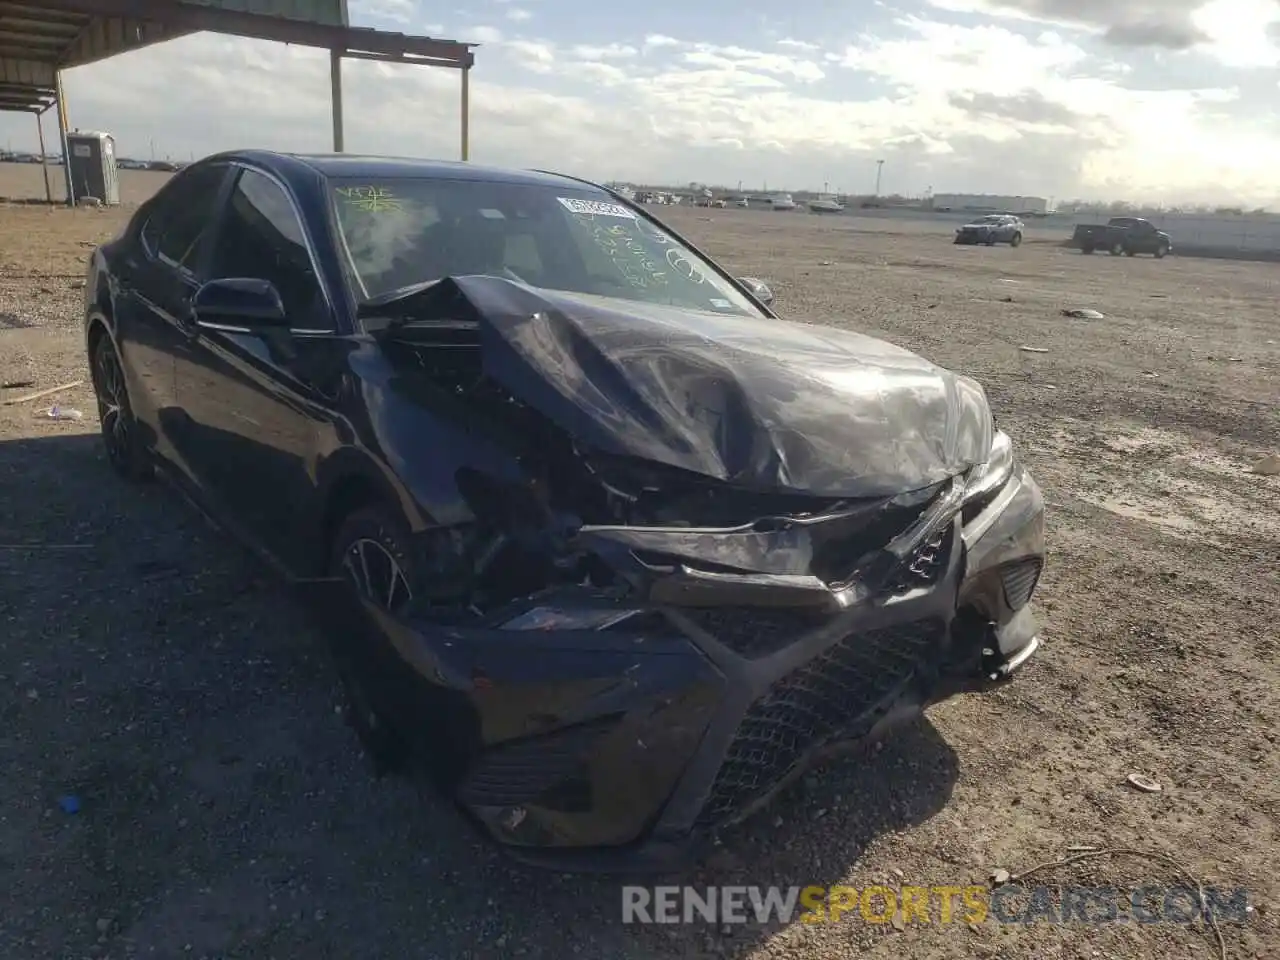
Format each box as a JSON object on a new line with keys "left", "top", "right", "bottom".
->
{"left": 557, "top": 197, "right": 637, "bottom": 218}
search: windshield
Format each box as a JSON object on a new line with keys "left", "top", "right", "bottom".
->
{"left": 328, "top": 177, "right": 765, "bottom": 319}
{"left": 977, "top": 216, "right": 1007, "bottom": 223}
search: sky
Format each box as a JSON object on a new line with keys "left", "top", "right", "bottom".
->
{"left": 1, "top": 0, "right": 1278, "bottom": 205}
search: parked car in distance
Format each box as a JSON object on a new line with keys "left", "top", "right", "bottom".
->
{"left": 954, "top": 214, "right": 1024, "bottom": 246}
{"left": 1071, "top": 217, "right": 1172, "bottom": 257}
{"left": 83, "top": 150, "right": 1046, "bottom": 871}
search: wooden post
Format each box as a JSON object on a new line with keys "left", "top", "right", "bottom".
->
{"left": 330, "top": 49, "right": 344, "bottom": 152}
{"left": 35, "top": 110, "right": 52, "bottom": 204}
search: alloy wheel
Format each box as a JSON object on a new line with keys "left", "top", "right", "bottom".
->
{"left": 340, "top": 537, "right": 413, "bottom": 614}
{"left": 92, "top": 337, "right": 148, "bottom": 479}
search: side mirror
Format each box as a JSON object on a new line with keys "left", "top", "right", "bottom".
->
{"left": 192, "top": 278, "right": 288, "bottom": 329}
{"left": 738, "top": 276, "right": 774, "bottom": 306}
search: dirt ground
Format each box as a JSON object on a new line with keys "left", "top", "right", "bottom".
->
{"left": 0, "top": 180, "right": 1277, "bottom": 960}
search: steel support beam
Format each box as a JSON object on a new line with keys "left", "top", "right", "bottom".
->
{"left": 329, "top": 48, "right": 343, "bottom": 153}
{"left": 43, "top": 0, "right": 473, "bottom": 67}
{"left": 460, "top": 64, "right": 469, "bottom": 161}
{"left": 54, "top": 68, "right": 72, "bottom": 205}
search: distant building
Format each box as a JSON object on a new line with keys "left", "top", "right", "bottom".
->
{"left": 931, "top": 194, "right": 1051, "bottom": 215}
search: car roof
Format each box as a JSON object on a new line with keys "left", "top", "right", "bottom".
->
{"left": 213, "top": 149, "right": 602, "bottom": 191}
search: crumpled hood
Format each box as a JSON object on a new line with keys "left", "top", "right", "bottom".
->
{"left": 401, "top": 277, "right": 995, "bottom": 498}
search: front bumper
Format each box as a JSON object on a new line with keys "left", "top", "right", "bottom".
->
{"left": 304, "top": 466, "right": 1045, "bottom": 873}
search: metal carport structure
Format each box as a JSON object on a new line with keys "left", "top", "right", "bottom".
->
{"left": 0, "top": 0, "right": 476, "bottom": 204}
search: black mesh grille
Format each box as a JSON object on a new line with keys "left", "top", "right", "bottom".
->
{"left": 696, "top": 619, "right": 947, "bottom": 827}
{"left": 457, "top": 717, "right": 617, "bottom": 810}
{"left": 678, "top": 607, "right": 830, "bottom": 659}
{"left": 1000, "top": 559, "right": 1042, "bottom": 610}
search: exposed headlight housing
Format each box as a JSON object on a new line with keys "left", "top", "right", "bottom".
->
{"left": 961, "top": 429, "right": 1015, "bottom": 507}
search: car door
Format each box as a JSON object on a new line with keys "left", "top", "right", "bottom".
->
{"left": 173, "top": 164, "right": 344, "bottom": 572}
{"left": 109, "top": 162, "right": 233, "bottom": 467}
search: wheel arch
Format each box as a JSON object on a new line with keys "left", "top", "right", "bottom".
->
{"left": 315, "top": 450, "right": 434, "bottom": 574}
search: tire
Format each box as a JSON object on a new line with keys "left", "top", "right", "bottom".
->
{"left": 327, "top": 504, "right": 418, "bottom": 776}
{"left": 1081, "top": 244, "right": 1095, "bottom": 255}
{"left": 1010, "top": 232, "right": 1023, "bottom": 247}
{"left": 1155, "top": 244, "right": 1168, "bottom": 259}
{"left": 90, "top": 332, "right": 152, "bottom": 482}
{"left": 1109, "top": 242, "right": 1123, "bottom": 256}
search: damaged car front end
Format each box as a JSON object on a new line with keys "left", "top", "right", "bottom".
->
{"left": 308, "top": 270, "right": 1045, "bottom": 871}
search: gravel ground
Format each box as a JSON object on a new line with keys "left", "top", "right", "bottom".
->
{"left": 1, "top": 191, "right": 1277, "bottom": 960}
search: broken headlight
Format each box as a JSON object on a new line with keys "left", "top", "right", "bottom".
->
{"left": 962, "top": 429, "right": 1015, "bottom": 507}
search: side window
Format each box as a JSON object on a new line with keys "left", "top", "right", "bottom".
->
{"left": 206, "top": 169, "right": 327, "bottom": 327}
{"left": 145, "top": 163, "right": 228, "bottom": 270}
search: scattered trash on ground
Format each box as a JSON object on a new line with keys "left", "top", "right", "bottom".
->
{"left": 1126, "top": 773, "right": 1162, "bottom": 793}
{"left": 1, "top": 379, "right": 35, "bottom": 390}
{"left": 1249, "top": 454, "right": 1280, "bottom": 476}
{"left": 818, "top": 260, "right": 834, "bottom": 266}
{"left": 41, "top": 403, "right": 83, "bottom": 421}
{"left": 989, "top": 868, "right": 1011, "bottom": 887}
{"left": 1020, "top": 345, "right": 1050, "bottom": 353}
{"left": 57, "top": 795, "right": 81, "bottom": 815}
{"left": 0, "top": 379, "right": 84, "bottom": 406}
{"left": 1062, "top": 308, "right": 1105, "bottom": 319}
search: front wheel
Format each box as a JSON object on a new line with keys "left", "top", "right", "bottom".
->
{"left": 1109, "top": 242, "right": 1124, "bottom": 256}
{"left": 90, "top": 332, "right": 152, "bottom": 482}
{"left": 1155, "top": 244, "right": 1169, "bottom": 259}
{"left": 1009, "top": 232, "right": 1023, "bottom": 247}
{"left": 328, "top": 505, "right": 418, "bottom": 776}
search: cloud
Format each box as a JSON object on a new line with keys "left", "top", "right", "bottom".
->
{"left": 572, "top": 43, "right": 638, "bottom": 60}
{"left": 946, "top": 90, "right": 1084, "bottom": 128}
{"left": 776, "top": 38, "right": 820, "bottom": 51}
{"left": 505, "top": 8, "right": 533, "bottom": 22}
{"left": 462, "top": 25, "right": 503, "bottom": 44}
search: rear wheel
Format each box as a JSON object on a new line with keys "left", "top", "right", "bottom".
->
{"left": 1081, "top": 244, "right": 1095, "bottom": 254}
{"left": 1010, "top": 232, "right": 1023, "bottom": 247}
{"left": 1109, "top": 242, "right": 1124, "bottom": 256}
{"left": 328, "top": 505, "right": 418, "bottom": 776}
{"left": 90, "top": 332, "right": 152, "bottom": 482}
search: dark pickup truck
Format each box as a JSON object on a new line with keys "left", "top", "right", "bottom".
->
{"left": 1072, "top": 217, "right": 1172, "bottom": 257}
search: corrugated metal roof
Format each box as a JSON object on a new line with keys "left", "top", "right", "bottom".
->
{"left": 0, "top": 0, "right": 465, "bottom": 116}
{"left": 0, "top": 1, "right": 191, "bottom": 112}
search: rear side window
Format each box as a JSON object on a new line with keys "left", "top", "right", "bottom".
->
{"left": 143, "top": 163, "right": 229, "bottom": 270}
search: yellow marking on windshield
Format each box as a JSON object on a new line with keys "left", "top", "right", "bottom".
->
{"left": 336, "top": 185, "right": 402, "bottom": 212}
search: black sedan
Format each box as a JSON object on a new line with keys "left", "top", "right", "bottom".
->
{"left": 84, "top": 151, "right": 1046, "bottom": 870}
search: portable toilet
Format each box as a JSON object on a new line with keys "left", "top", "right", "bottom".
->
{"left": 65, "top": 131, "right": 120, "bottom": 206}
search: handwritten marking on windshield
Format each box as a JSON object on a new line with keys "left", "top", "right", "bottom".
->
{"left": 665, "top": 247, "right": 706, "bottom": 285}
{"left": 336, "top": 185, "right": 402, "bottom": 212}
{"left": 573, "top": 213, "right": 668, "bottom": 289}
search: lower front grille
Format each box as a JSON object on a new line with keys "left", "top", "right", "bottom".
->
{"left": 457, "top": 717, "right": 617, "bottom": 811}
{"left": 696, "top": 619, "right": 947, "bottom": 828}
{"left": 678, "top": 607, "right": 829, "bottom": 659}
